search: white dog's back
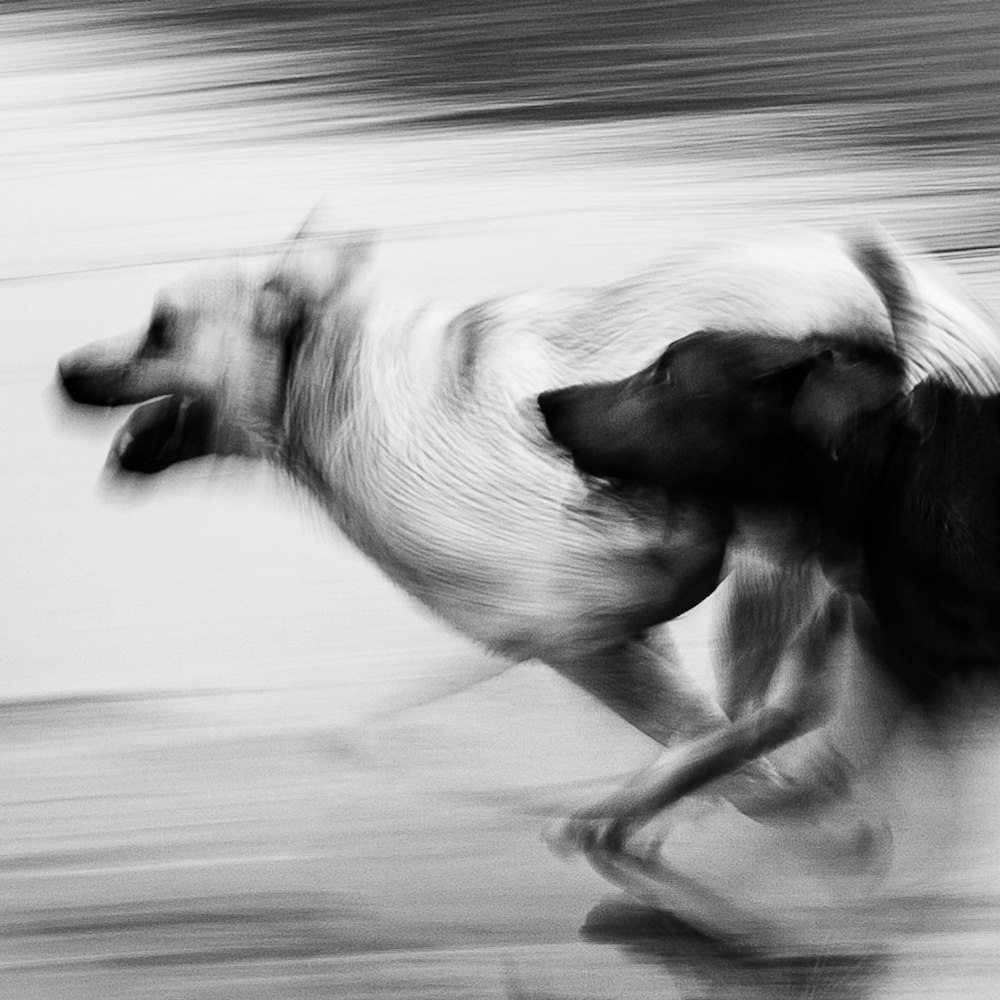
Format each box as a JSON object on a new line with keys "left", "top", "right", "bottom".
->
{"left": 279, "top": 231, "right": 900, "bottom": 661}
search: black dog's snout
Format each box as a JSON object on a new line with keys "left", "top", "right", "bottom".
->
{"left": 537, "top": 388, "right": 560, "bottom": 430}
{"left": 537, "top": 381, "right": 641, "bottom": 484}
{"left": 538, "top": 384, "right": 611, "bottom": 451}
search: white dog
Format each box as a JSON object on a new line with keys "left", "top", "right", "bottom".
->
{"left": 57, "top": 214, "right": 1000, "bottom": 850}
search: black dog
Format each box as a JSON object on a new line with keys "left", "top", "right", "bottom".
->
{"left": 538, "top": 256, "right": 1000, "bottom": 831}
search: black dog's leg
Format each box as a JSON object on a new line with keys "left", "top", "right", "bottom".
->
{"left": 712, "top": 552, "right": 858, "bottom": 817}
{"left": 576, "top": 590, "right": 851, "bottom": 833}
{"left": 714, "top": 551, "right": 821, "bottom": 720}
{"left": 545, "top": 628, "right": 808, "bottom": 859}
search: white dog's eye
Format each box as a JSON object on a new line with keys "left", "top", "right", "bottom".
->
{"left": 144, "top": 309, "right": 174, "bottom": 353}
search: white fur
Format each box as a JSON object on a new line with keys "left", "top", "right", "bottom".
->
{"left": 58, "top": 216, "right": 1000, "bottom": 817}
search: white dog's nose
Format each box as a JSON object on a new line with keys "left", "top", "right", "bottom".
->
{"left": 56, "top": 330, "right": 157, "bottom": 407}
{"left": 57, "top": 351, "right": 110, "bottom": 405}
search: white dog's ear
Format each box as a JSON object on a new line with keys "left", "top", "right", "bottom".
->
{"left": 270, "top": 203, "right": 375, "bottom": 303}
{"left": 290, "top": 200, "right": 340, "bottom": 243}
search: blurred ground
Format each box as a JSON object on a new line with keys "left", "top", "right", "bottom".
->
{"left": 1, "top": 666, "right": 999, "bottom": 999}
{"left": 3, "top": 3, "right": 1000, "bottom": 998}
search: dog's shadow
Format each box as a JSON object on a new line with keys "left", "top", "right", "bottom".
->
{"left": 578, "top": 896, "right": 888, "bottom": 1000}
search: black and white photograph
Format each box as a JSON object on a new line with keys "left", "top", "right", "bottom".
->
{"left": 3, "top": 2, "right": 1000, "bottom": 997}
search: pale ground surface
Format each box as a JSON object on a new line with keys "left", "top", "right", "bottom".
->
{"left": 3, "top": 18, "right": 1000, "bottom": 999}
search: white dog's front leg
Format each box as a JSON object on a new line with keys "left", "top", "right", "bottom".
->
{"left": 545, "top": 631, "right": 808, "bottom": 836}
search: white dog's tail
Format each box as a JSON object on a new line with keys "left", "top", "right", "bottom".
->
{"left": 848, "top": 226, "right": 1000, "bottom": 394}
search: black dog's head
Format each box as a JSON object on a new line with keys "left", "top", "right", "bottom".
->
{"left": 538, "top": 329, "right": 905, "bottom": 499}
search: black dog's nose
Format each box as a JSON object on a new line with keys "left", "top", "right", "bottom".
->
{"left": 537, "top": 388, "right": 569, "bottom": 439}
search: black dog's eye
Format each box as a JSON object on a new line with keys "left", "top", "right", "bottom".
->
{"left": 653, "top": 353, "right": 673, "bottom": 385}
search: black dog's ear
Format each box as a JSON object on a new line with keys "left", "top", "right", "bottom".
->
{"left": 740, "top": 335, "right": 823, "bottom": 392}
{"left": 901, "top": 381, "right": 938, "bottom": 444}
{"left": 740, "top": 336, "right": 827, "bottom": 413}
{"left": 790, "top": 347, "right": 904, "bottom": 456}
{"left": 774, "top": 350, "right": 829, "bottom": 405}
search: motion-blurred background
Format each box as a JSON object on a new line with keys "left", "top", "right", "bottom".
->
{"left": 2, "top": 3, "right": 1000, "bottom": 997}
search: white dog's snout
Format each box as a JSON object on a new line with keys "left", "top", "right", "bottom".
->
{"left": 58, "top": 349, "right": 121, "bottom": 406}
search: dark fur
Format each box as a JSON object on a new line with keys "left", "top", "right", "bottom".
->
{"left": 539, "top": 326, "right": 1000, "bottom": 824}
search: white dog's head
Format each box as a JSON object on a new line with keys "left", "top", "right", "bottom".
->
{"left": 58, "top": 211, "right": 371, "bottom": 475}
